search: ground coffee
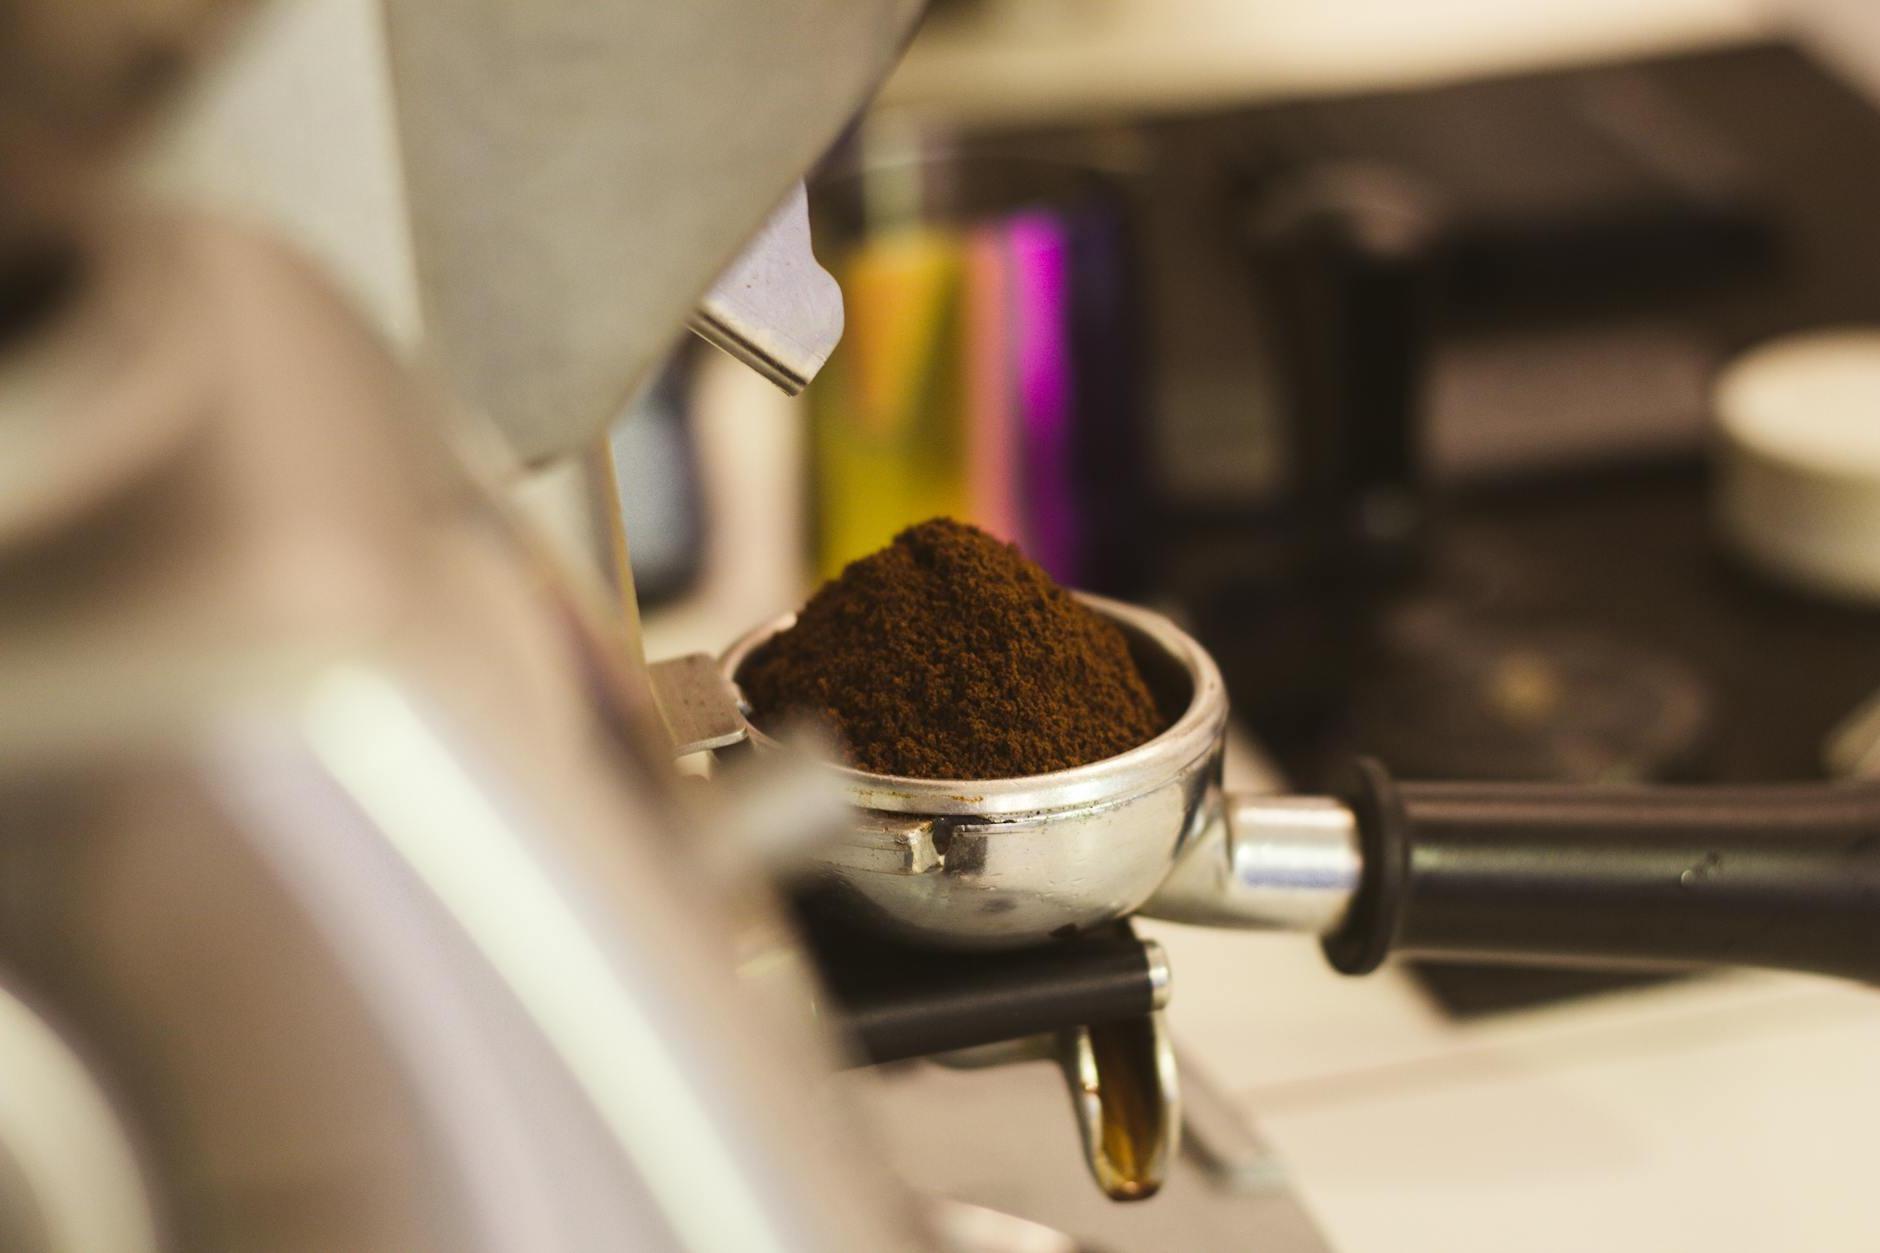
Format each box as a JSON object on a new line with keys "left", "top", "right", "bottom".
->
{"left": 739, "top": 518, "right": 1166, "bottom": 778}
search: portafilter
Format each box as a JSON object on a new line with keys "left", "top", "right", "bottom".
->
{"left": 664, "top": 594, "right": 1880, "bottom": 982}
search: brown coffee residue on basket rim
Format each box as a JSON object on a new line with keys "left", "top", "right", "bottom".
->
{"left": 737, "top": 518, "right": 1168, "bottom": 779}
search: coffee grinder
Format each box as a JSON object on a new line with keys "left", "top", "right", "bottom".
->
{"left": 1, "top": 3, "right": 1877, "bottom": 1250}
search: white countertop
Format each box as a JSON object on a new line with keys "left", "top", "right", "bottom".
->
{"left": 1146, "top": 920, "right": 1880, "bottom": 1252}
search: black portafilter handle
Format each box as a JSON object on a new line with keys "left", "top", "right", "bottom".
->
{"left": 1324, "top": 759, "right": 1880, "bottom": 983}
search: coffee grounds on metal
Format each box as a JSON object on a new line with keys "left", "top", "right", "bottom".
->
{"left": 739, "top": 518, "right": 1167, "bottom": 778}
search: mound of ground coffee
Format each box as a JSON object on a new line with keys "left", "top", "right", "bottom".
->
{"left": 739, "top": 518, "right": 1166, "bottom": 778}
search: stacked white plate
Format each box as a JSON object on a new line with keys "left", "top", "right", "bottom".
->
{"left": 1715, "top": 328, "right": 1880, "bottom": 605}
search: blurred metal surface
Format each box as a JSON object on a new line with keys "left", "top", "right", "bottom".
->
{"left": 379, "top": 0, "right": 924, "bottom": 463}
{"left": 508, "top": 441, "right": 648, "bottom": 664}
{"left": 0, "top": 0, "right": 250, "bottom": 264}
{"left": 0, "top": 0, "right": 954, "bottom": 1248}
{"left": 647, "top": 653, "right": 748, "bottom": 756}
{"left": 0, "top": 981, "right": 159, "bottom": 1253}
{"left": 0, "top": 212, "right": 927, "bottom": 1251}
{"left": 1147, "top": 795, "right": 1362, "bottom": 934}
{"left": 689, "top": 183, "right": 845, "bottom": 396}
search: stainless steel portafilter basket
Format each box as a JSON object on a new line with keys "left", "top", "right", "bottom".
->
{"left": 713, "top": 594, "right": 1359, "bottom": 951}
{"left": 700, "top": 594, "right": 1880, "bottom": 981}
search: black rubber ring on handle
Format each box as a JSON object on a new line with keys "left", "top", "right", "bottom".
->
{"left": 1322, "top": 757, "right": 1409, "bottom": 975}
